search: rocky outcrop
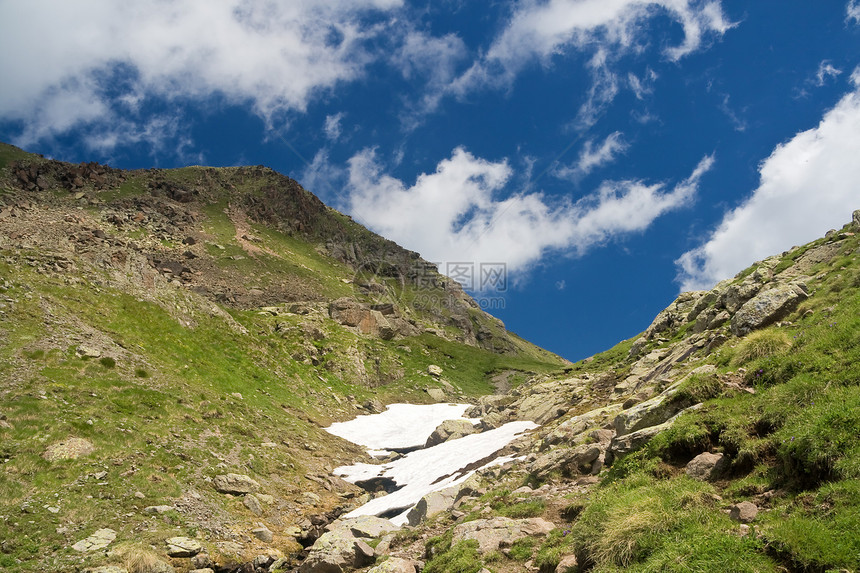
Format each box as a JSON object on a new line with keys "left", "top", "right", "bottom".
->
{"left": 730, "top": 281, "right": 809, "bottom": 336}
{"left": 212, "top": 473, "right": 260, "bottom": 495}
{"left": 166, "top": 537, "right": 202, "bottom": 558}
{"left": 451, "top": 517, "right": 555, "bottom": 554}
{"left": 328, "top": 516, "right": 399, "bottom": 539}
{"left": 329, "top": 297, "right": 418, "bottom": 340}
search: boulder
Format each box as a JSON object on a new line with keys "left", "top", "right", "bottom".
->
{"left": 243, "top": 494, "right": 263, "bottom": 516}
{"left": 685, "top": 452, "right": 728, "bottom": 481}
{"left": 406, "top": 485, "right": 459, "bottom": 526}
{"left": 212, "top": 473, "right": 260, "bottom": 495}
{"left": 71, "top": 528, "right": 116, "bottom": 552}
{"left": 511, "top": 377, "right": 587, "bottom": 424}
{"left": 529, "top": 443, "right": 603, "bottom": 479}
{"left": 426, "top": 388, "right": 446, "bottom": 402}
{"left": 609, "top": 405, "right": 701, "bottom": 459}
{"left": 425, "top": 419, "right": 479, "bottom": 447}
{"left": 166, "top": 536, "right": 202, "bottom": 557}
{"left": 730, "top": 283, "right": 809, "bottom": 336}
{"left": 367, "top": 557, "right": 419, "bottom": 573}
{"left": 252, "top": 526, "right": 273, "bottom": 543}
{"left": 451, "top": 517, "right": 555, "bottom": 554}
{"left": 427, "top": 365, "right": 443, "bottom": 377}
{"left": 143, "top": 505, "right": 175, "bottom": 515}
{"left": 329, "top": 516, "right": 399, "bottom": 539}
{"left": 853, "top": 209, "right": 860, "bottom": 229}
{"left": 299, "top": 529, "right": 375, "bottom": 573}
{"left": 729, "top": 501, "right": 758, "bottom": 523}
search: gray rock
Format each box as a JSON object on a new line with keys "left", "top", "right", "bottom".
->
{"left": 853, "top": 209, "right": 860, "bottom": 229}
{"left": 189, "top": 570, "right": 214, "bottom": 573}
{"left": 452, "top": 517, "right": 555, "bottom": 554}
{"left": 730, "top": 283, "right": 809, "bottom": 336}
{"left": 367, "top": 557, "right": 419, "bottom": 573}
{"left": 729, "top": 501, "right": 759, "bottom": 523}
{"left": 71, "top": 528, "right": 116, "bottom": 552}
{"left": 609, "top": 406, "right": 702, "bottom": 458}
{"left": 427, "top": 365, "right": 443, "bottom": 377}
{"left": 252, "top": 526, "right": 273, "bottom": 543}
{"left": 685, "top": 452, "right": 728, "bottom": 481}
{"left": 77, "top": 345, "right": 102, "bottom": 358}
{"left": 425, "top": 419, "right": 479, "bottom": 447}
{"left": 212, "top": 473, "right": 260, "bottom": 495}
{"left": 329, "top": 516, "right": 399, "bottom": 539}
{"left": 86, "top": 566, "right": 128, "bottom": 573}
{"left": 166, "top": 536, "right": 202, "bottom": 557}
{"left": 426, "top": 388, "right": 445, "bottom": 402}
{"left": 406, "top": 485, "right": 459, "bottom": 526}
{"left": 299, "top": 529, "right": 375, "bottom": 573}
{"left": 613, "top": 379, "right": 687, "bottom": 437}
{"left": 244, "top": 494, "right": 263, "bottom": 516}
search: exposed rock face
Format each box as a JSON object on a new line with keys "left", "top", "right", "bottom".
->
{"left": 644, "top": 291, "right": 705, "bottom": 339}
{"left": 166, "top": 537, "right": 202, "bottom": 557}
{"left": 71, "top": 528, "right": 116, "bottom": 552}
{"left": 425, "top": 419, "right": 479, "bottom": 447}
{"left": 329, "top": 297, "right": 416, "bottom": 340}
{"left": 685, "top": 452, "right": 728, "bottom": 481}
{"left": 212, "top": 473, "right": 260, "bottom": 495}
{"left": 367, "top": 557, "right": 418, "bottom": 573}
{"left": 452, "top": 517, "right": 555, "bottom": 554}
{"left": 730, "top": 282, "right": 809, "bottom": 336}
{"left": 299, "top": 529, "right": 375, "bottom": 573}
{"left": 44, "top": 437, "right": 95, "bottom": 461}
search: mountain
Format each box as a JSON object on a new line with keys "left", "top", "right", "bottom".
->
{"left": 1, "top": 142, "right": 859, "bottom": 573}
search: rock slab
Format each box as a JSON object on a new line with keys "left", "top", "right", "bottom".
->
{"left": 212, "top": 473, "right": 260, "bottom": 495}
{"left": 72, "top": 528, "right": 116, "bottom": 552}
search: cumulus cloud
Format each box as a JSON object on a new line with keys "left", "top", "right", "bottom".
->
{"left": 347, "top": 146, "right": 713, "bottom": 279}
{"left": 554, "top": 131, "right": 629, "bottom": 180}
{"left": 449, "top": 0, "right": 732, "bottom": 123}
{"left": 0, "top": 0, "right": 403, "bottom": 148}
{"left": 677, "top": 70, "right": 860, "bottom": 291}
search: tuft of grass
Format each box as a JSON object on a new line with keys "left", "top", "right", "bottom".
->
{"left": 99, "top": 356, "right": 116, "bottom": 368}
{"left": 731, "top": 329, "right": 792, "bottom": 367}
{"left": 424, "top": 540, "right": 483, "bottom": 573}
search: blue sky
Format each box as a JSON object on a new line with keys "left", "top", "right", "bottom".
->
{"left": 2, "top": 1, "right": 859, "bottom": 361}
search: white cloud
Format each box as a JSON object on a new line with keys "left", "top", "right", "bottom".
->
{"left": 848, "top": 0, "right": 860, "bottom": 23}
{"left": 451, "top": 0, "right": 731, "bottom": 94}
{"left": 324, "top": 113, "right": 346, "bottom": 141}
{"left": 719, "top": 94, "right": 748, "bottom": 132}
{"left": 347, "top": 146, "right": 713, "bottom": 279}
{"left": 815, "top": 61, "right": 843, "bottom": 86}
{"left": 629, "top": 69, "right": 659, "bottom": 100}
{"left": 0, "top": 0, "right": 403, "bottom": 148}
{"left": 555, "top": 131, "right": 628, "bottom": 180}
{"left": 677, "top": 72, "right": 860, "bottom": 291}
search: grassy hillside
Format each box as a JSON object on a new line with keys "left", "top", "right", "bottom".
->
{"left": 0, "top": 143, "right": 567, "bottom": 572}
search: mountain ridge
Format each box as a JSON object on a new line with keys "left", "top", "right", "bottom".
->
{"left": 1, "top": 142, "right": 859, "bottom": 573}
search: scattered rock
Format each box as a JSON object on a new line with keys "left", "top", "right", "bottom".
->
{"left": 71, "top": 528, "right": 116, "bottom": 552}
{"left": 166, "top": 536, "right": 202, "bottom": 557}
{"left": 427, "top": 365, "right": 443, "bottom": 377}
{"left": 212, "top": 473, "right": 260, "bottom": 495}
{"left": 729, "top": 501, "right": 759, "bottom": 523}
{"left": 685, "top": 452, "right": 728, "bottom": 481}
{"left": 77, "top": 345, "right": 102, "bottom": 358}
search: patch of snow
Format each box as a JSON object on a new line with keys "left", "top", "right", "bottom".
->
{"left": 325, "top": 403, "right": 472, "bottom": 451}
{"left": 334, "top": 420, "right": 538, "bottom": 525}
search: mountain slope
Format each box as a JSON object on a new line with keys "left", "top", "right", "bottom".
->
{"left": 0, "top": 143, "right": 567, "bottom": 572}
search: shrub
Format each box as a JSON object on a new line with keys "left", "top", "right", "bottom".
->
{"left": 99, "top": 356, "right": 117, "bottom": 368}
